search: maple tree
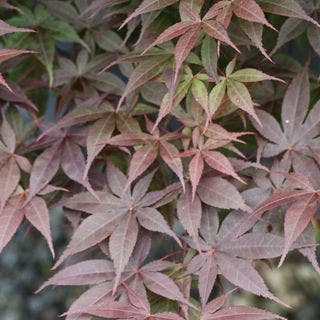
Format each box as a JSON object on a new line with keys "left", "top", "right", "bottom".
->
{"left": 0, "top": 0, "right": 320, "bottom": 319}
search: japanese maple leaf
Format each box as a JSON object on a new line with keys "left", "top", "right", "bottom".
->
{"left": 177, "top": 163, "right": 259, "bottom": 244}
{"left": 37, "top": 255, "right": 117, "bottom": 320}
{"left": 120, "top": 0, "right": 179, "bottom": 28}
{"left": 0, "top": 17, "right": 33, "bottom": 37}
{"left": 231, "top": 154, "right": 320, "bottom": 273}
{"left": 37, "top": 97, "right": 138, "bottom": 139}
{"left": 37, "top": 258, "right": 115, "bottom": 292}
{"left": 53, "top": 50, "right": 125, "bottom": 96}
{"left": 203, "top": 0, "right": 276, "bottom": 30}
{"left": 271, "top": 0, "right": 320, "bottom": 56}
{"left": 181, "top": 135, "right": 246, "bottom": 200}
{"left": 101, "top": 45, "right": 175, "bottom": 113}
{"left": 0, "top": 111, "right": 74, "bottom": 257}
{"left": 0, "top": 189, "right": 55, "bottom": 258}
{"left": 0, "top": 80, "right": 38, "bottom": 114}
{"left": 252, "top": 198, "right": 320, "bottom": 274}
{"left": 24, "top": 124, "right": 98, "bottom": 205}
{"left": 252, "top": 68, "right": 320, "bottom": 162}
{"left": 155, "top": 59, "right": 282, "bottom": 132}
{"left": 43, "top": 234, "right": 191, "bottom": 319}
{"left": 76, "top": 283, "right": 186, "bottom": 320}
{"left": 0, "top": 110, "right": 32, "bottom": 213}
{"left": 196, "top": 176, "right": 251, "bottom": 212}
{"left": 46, "top": 0, "right": 128, "bottom": 46}
{"left": 153, "top": 69, "right": 255, "bottom": 144}
{"left": 0, "top": 49, "right": 32, "bottom": 91}
{"left": 81, "top": 0, "right": 131, "bottom": 18}
{"left": 181, "top": 68, "right": 268, "bottom": 130}
{"left": 113, "top": 233, "right": 191, "bottom": 306}
{"left": 82, "top": 101, "right": 157, "bottom": 178}
{"left": 36, "top": 97, "right": 145, "bottom": 184}
{"left": 252, "top": 154, "right": 320, "bottom": 267}
{"left": 208, "top": 58, "right": 283, "bottom": 126}
{"left": 173, "top": 96, "right": 250, "bottom": 151}
{"left": 184, "top": 207, "right": 288, "bottom": 306}
{"left": 139, "top": 2, "right": 239, "bottom": 87}
{"left": 106, "top": 117, "right": 185, "bottom": 191}
{"left": 53, "top": 163, "right": 182, "bottom": 293}
{"left": 150, "top": 66, "right": 194, "bottom": 128}
{"left": 200, "top": 290, "right": 285, "bottom": 320}
{"left": 263, "top": 0, "right": 320, "bottom": 55}
{"left": 138, "top": 0, "right": 280, "bottom": 89}
{"left": 234, "top": 155, "right": 320, "bottom": 273}
{"left": 115, "top": 49, "right": 173, "bottom": 110}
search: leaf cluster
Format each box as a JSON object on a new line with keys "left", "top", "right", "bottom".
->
{"left": 0, "top": 0, "right": 320, "bottom": 319}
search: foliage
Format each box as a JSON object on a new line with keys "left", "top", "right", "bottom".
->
{"left": 0, "top": 0, "right": 320, "bottom": 319}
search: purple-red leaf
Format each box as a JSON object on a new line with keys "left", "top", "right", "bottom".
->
{"left": 259, "top": 0, "right": 319, "bottom": 26}
{"left": 216, "top": 252, "right": 287, "bottom": 306}
{"left": 110, "top": 214, "right": 139, "bottom": 292}
{"left": 64, "top": 282, "right": 113, "bottom": 320}
{"left": 202, "top": 20, "right": 239, "bottom": 52}
{"left": 202, "top": 150, "right": 245, "bottom": 183}
{"left": 198, "top": 255, "right": 217, "bottom": 306}
{"left": 53, "top": 210, "right": 126, "bottom": 269}
{"left": 240, "top": 21, "right": 273, "bottom": 61}
{"left": 220, "top": 232, "right": 285, "bottom": 259}
{"left": 24, "top": 196, "right": 54, "bottom": 258}
{"left": 0, "top": 156, "right": 20, "bottom": 213}
{"left": 279, "top": 195, "right": 318, "bottom": 267}
{"left": 120, "top": 0, "right": 177, "bottom": 28}
{"left": 0, "top": 194, "right": 25, "bottom": 253}
{"left": 0, "top": 19, "right": 33, "bottom": 36}
{"left": 205, "top": 305, "right": 285, "bottom": 320}
{"left": 61, "top": 140, "right": 89, "bottom": 186}
{"left": 1, "top": 110, "right": 16, "bottom": 152}
{"left": 0, "top": 48, "right": 31, "bottom": 63}
{"left": 226, "top": 79, "right": 261, "bottom": 126}
{"left": 137, "top": 207, "right": 181, "bottom": 246}
{"left": 142, "top": 21, "right": 196, "bottom": 53}
{"left": 37, "top": 260, "right": 113, "bottom": 292}
{"left": 159, "top": 140, "right": 185, "bottom": 191}
{"left": 142, "top": 271, "right": 187, "bottom": 303}
{"left": 177, "top": 183, "right": 201, "bottom": 239}
{"left": 233, "top": 0, "right": 275, "bottom": 30}
{"left": 84, "top": 115, "right": 115, "bottom": 179}
{"left": 125, "top": 143, "right": 158, "bottom": 190}
{"left": 26, "top": 143, "right": 62, "bottom": 202}
{"left": 173, "top": 26, "right": 200, "bottom": 83}
{"left": 189, "top": 151, "right": 204, "bottom": 200}
{"left": 82, "top": 301, "right": 145, "bottom": 319}
{"left": 197, "top": 177, "right": 250, "bottom": 211}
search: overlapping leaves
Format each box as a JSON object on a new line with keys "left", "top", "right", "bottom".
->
{"left": 0, "top": 1, "right": 320, "bottom": 319}
{"left": 184, "top": 208, "right": 288, "bottom": 306}
{"left": 252, "top": 68, "right": 320, "bottom": 161}
{"left": 53, "top": 163, "right": 181, "bottom": 292}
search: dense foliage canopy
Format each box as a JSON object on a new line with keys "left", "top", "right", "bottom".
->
{"left": 0, "top": 0, "right": 320, "bottom": 319}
